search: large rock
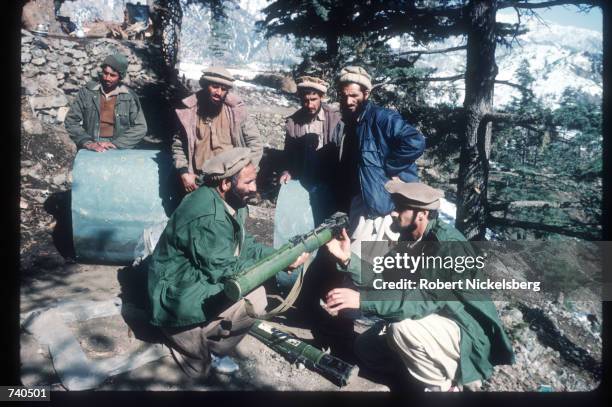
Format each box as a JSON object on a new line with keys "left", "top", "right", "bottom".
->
{"left": 37, "top": 74, "right": 59, "bottom": 90}
{"left": 252, "top": 73, "right": 297, "bottom": 94}
{"left": 56, "top": 107, "right": 70, "bottom": 123}
{"left": 60, "top": 39, "right": 75, "bottom": 48}
{"left": 59, "top": 55, "right": 73, "bottom": 65}
{"left": 66, "top": 49, "right": 87, "bottom": 60}
{"left": 62, "top": 82, "right": 81, "bottom": 93}
{"left": 30, "top": 95, "right": 69, "bottom": 110}
{"left": 22, "top": 118, "right": 44, "bottom": 135}
{"left": 21, "top": 78, "right": 39, "bottom": 96}
{"left": 31, "top": 57, "right": 46, "bottom": 66}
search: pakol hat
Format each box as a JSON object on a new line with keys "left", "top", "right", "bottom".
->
{"left": 337, "top": 66, "right": 372, "bottom": 90}
{"left": 385, "top": 180, "right": 444, "bottom": 210}
{"left": 200, "top": 66, "right": 235, "bottom": 88}
{"left": 201, "top": 147, "right": 252, "bottom": 182}
{"left": 296, "top": 75, "right": 329, "bottom": 94}
{"left": 102, "top": 53, "right": 128, "bottom": 78}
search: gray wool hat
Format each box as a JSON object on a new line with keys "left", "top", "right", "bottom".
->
{"left": 200, "top": 66, "right": 235, "bottom": 88}
{"left": 102, "top": 53, "right": 128, "bottom": 78}
{"left": 201, "top": 147, "right": 252, "bottom": 182}
{"left": 385, "top": 180, "right": 444, "bottom": 210}
{"left": 337, "top": 66, "right": 372, "bottom": 90}
{"left": 296, "top": 75, "right": 329, "bottom": 94}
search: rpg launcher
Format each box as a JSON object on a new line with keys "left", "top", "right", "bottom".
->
{"left": 250, "top": 320, "right": 357, "bottom": 387}
{"left": 223, "top": 212, "right": 349, "bottom": 302}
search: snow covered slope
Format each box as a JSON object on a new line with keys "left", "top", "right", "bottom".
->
{"left": 179, "top": 4, "right": 602, "bottom": 108}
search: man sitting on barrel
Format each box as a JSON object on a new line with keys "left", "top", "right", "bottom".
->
{"left": 65, "top": 53, "right": 147, "bottom": 152}
{"left": 147, "top": 147, "right": 308, "bottom": 379}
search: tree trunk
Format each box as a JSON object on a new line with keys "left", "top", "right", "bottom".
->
{"left": 325, "top": 33, "right": 339, "bottom": 58}
{"left": 602, "top": 1, "right": 611, "bottom": 242}
{"left": 153, "top": 0, "right": 183, "bottom": 77}
{"left": 456, "top": 0, "right": 498, "bottom": 240}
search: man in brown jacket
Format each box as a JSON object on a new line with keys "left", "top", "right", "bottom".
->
{"left": 279, "top": 76, "right": 342, "bottom": 185}
{"left": 172, "top": 67, "right": 263, "bottom": 193}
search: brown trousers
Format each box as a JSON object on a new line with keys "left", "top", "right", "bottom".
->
{"left": 161, "top": 286, "right": 267, "bottom": 379}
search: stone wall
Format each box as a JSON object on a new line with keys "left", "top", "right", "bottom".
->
{"left": 21, "top": 29, "right": 164, "bottom": 127}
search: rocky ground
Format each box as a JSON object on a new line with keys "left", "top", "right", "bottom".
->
{"left": 19, "top": 31, "right": 602, "bottom": 393}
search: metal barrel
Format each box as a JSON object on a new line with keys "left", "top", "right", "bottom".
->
{"left": 71, "top": 149, "right": 179, "bottom": 264}
{"left": 224, "top": 227, "right": 334, "bottom": 301}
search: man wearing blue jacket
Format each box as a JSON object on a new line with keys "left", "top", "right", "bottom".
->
{"left": 296, "top": 67, "right": 426, "bottom": 357}
{"left": 333, "top": 66, "right": 426, "bottom": 256}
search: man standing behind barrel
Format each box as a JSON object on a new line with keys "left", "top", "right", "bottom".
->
{"left": 334, "top": 66, "right": 426, "bottom": 255}
{"left": 148, "top": 148, "right": 308, "bottom": 379}
{"left": 279, "top": 75, "right": 342, "bottom": 185}
{"left": 172, "top": 67, "right": 263, "bottom": 193}
{"left": 65, "top": 53, "right": 148, "bottom": 152}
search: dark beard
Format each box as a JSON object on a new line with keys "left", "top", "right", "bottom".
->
{"left": 390, "top": 212, "right": 418, "bottom": 241}
{"left": 340, "top": 107, "right": 358, "bottom": 122}
{"left": 197, "top": 92, "right": 224, "bottom": 116}
{"left": 226, "top": 187, "right": 252, "bottom": 210}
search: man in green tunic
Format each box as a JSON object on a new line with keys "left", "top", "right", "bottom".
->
{"left": 323, "top": 180, "right": 514, "bottom": 391}
{"left": 147, "top": 147, "right": 308, "bottom": 379}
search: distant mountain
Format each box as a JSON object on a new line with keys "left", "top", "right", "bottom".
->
{"left": 178, "top": 0, "right": 300, "bottom": 69}
{"left": 401, "top": 12, "right": 602, "bottom": 107}
{"left": 179, "top": 3, "right": 602, "bottom": 108}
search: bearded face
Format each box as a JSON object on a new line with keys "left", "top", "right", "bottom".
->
{"left": 338, "top": 83, "right": 368, "bottom": 121}
{"left": 207, "top": 83, "right": 229, "bottom": 106}
{"left": 226, "top": 163, "right": 257, "bottom": 208}
{"left": 390, "top": 206, "right": 430, "bottom": 241}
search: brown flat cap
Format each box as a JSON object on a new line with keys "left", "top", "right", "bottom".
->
{"left": 296, "top": 75, "right": 329, "bottom": 94}
{"left": 201, "top": 147, "right": 252, "bottom": 182}
{"left": 338, "top": 66, "right": 372, "bottom": 90}
{"left": 385, "top": 180, "right": 444, "bottom": 210}
{"left": 201, "top": 66, "right": 235, "bottom": 88}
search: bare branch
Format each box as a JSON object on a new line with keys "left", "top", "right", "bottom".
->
{"left": 396, "top": 45, "right": 467, "bottom": 57}
{"left": 417, "top": 74, "right": 464, "bottom": 82}
{"left": 499, "top": 1, "right": 600, "bottom": 10}
{"left": 373, "top": 74, "right": 464, "bottom": 90}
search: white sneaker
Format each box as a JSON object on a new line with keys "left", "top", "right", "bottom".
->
{"left": 424, "top": 384, "right": 461, "bottom": 392}
{"left": 210, "top": 354, "right": 240, "bottom": 374}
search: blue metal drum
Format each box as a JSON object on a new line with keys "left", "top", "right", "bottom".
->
{"left": 273, "top": 180, "right": 336, "bottom": 293}
{"left": 71, "top": 149, "right": 179, "bottom": 264}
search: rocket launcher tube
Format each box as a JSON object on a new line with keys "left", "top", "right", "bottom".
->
{"left": 249, "top": 320, "right": 357, "bottom": 387}
{"left": 224, "top": 212, "right": 348, "bottom": 302}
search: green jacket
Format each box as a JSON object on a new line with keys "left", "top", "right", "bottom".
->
{"left": 64, "top": 81, "right": 147, "bottom": 149}
{"left": 347, "top": 218, "right": 515, "bottom": 385}
{"left": 147, "top": 186, "right": 274, "bottom": 327}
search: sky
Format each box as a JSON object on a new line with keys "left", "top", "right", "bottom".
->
{"left": 499, "top": 4, "right": 602, "bottom": 32}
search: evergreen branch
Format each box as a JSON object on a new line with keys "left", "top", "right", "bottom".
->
{"left": 484, "top": 112, "right": 550, "bottom": 133}
{"left": 494, "top": 80, "right": 535, "bottom": 96}
{"left": 488, "top": 216, "right": 600, "bottom": 240}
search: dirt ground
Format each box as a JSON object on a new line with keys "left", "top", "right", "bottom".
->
{"left": 19, "top": 223, "right": 391, "bottom": 392}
